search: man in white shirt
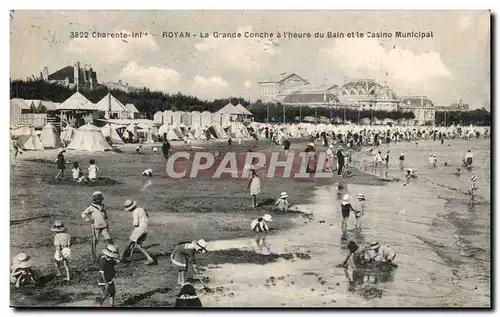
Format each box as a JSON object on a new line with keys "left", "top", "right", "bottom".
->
{"left": 121, "top": 200, "right": 155, "bottom": 265}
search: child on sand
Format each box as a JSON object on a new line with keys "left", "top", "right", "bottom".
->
{"left": 88, "top": 159, "right": 99, "bottom": 182}
{"left": 340, "top": 195, "right": 358, "bottom": 231}
{"left": 175, "top": 283, "right": 203, "bottom": 307}
{"left": 170, "top": 239, "right": 208, "bottom": 286}
{"left": 10, "top": 253, "right": 38, "bottom": 288}
{"left": 250, "top": 214, "right": 273, "bottom": 253}
{"left": 454, "top": 167, "right": 461, "bottom": 176}
{"left": 97, "top": 245, "right": 121, "bottom": 307}
{"left": 354, "top": 193, "right": 366, "bottom": 229}
{"left": 72, "top": 162, "right": 86, "bottom": 183}
{"left": 273, "top": 192, "right": 291, "bottom": 212}
{"left": 142, "top": 169, "right": 153, "bottom": 177}
{"left": 469, "top": 174, "right": 478, "bottom": 204}
{"left": 51, "top": 220, "right": 71, "bottom": 281}
{"left": 54, "top": 150, "right": 68, "bottom": 180}
{"left": 247, "top": 169, "right": 261, "bottom": 208}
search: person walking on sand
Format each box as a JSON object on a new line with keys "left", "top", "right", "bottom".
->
{"left": 120, "top": 200, "right": 155, "bottom": 265}
{"left": 12, "top": 137, "right": 21, "bottom": 158}
{"left": 228, "top": 137, "right": 232, "bottom": 149}
{"left": 354, "top": 194, "right": 366, "bottom": 229}
{"left": 82, "top": 191, "right": 114, "bottom": 261}
{"left": 170, "top": 239, "right": 208, "bottom": 286}
{"left": 51, "top": 220, "right": 72, "bottom": 281}
{"left": 399, "top": 153, "right": 405, "bottom": 171}
{"left": 340, "top": 194, "right": 358, "bottom": 232}
{"left": 465, "top": 150, "right": 474, "bottom": 167}
{"left": 54, "top": 149, "right": 69, "bottom": 180}
{"left": 88, "top": 159, "right": 99, "bottom": 182}
{"left": 469, "top": 174, "right": 478, "bottom": 204}
{"left": 97, "top": 245, "right": 121, "bottom": 307}
{"left": 162, "top": 138, "right": 171, "bottom": 161}
{"left": 336, "top": 146, "right": 346, "bottom": 176}
{"left": 283, "top": 140, "right": 291, "bottom": 158}
{"left": 326, "top": 145, "right": 334, "bottom": 172}
{"left": 247, "top": 169, "right": 261, "bottom": 208}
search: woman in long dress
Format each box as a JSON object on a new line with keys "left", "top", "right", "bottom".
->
{"left": 247, "top": 169, "right": 261, "bottom": 208}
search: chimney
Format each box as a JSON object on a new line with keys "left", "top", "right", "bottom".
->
{"left": 43, "top": 67, "right": 49, "bottom": 80}
{"left": 83, "top": 64, "right": 88, "bottom": 83}
{"left": 107, "top": 92, "right": 112, "bottom": 119}
{"left": 74, "top": 62, "right": 79, "bottom": 92}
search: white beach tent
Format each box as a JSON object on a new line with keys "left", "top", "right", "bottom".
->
{"left": 101, "top": 123, "right": 124, "bottom": 144}
{"left": 153, "top": 111, "right": 163, "bottom": 124}
{"left": 67, "top": 123, "right": 112, "bottom": 152}
{"left": 165, "top": 127, "right": 181, "bottom": 141}
{"left": 40, "top": 122, "right": 63, "bottom": 148}
{"left": 17, "top": 127, "right": 44, "bottom": 150}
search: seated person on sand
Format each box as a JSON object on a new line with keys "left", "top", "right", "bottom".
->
{"left": 405, "top": 168, "right": 418, "bottom": 180}
{"left": 142, "top": 169, "right": 153, "bottom": 177}
{"left": 273, "top": 192, "right": 291, "bottom": 212}
{"left": 454, "top": 167, "right": 461, "bottom": 176}
{"left": 10, "top": 253, "right": 38, "bottom": 288}
{"left": 72, "top": 162, "right": 87, "bottom": 184}
{"left": 366, "top": 241, "right": 397, "bottom": 265}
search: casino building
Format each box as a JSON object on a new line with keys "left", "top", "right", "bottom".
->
{"left": 257, "top": 73, "right": 437, "bottom": 125}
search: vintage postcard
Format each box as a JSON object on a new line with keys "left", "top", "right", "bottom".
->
{"left": 9, "top": 10, "right": 491, "bottom": 308}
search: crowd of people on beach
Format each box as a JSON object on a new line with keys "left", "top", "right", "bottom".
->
{"left": 10, "top": 122, "right": 488, "bottom": 307}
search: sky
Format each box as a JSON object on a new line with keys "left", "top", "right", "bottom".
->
{"left": 10, "top": 10, "right": 490, "bottom": 108}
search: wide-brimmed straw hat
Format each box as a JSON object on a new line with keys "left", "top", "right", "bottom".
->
{"left": 341, "top": 194, "right": 351, "bottom": 204}
{"left": 370, "top": 242, "right": 380, "bottom": 250}
{"left": 50, "top": 220, "right": 67, "bottom": 232}
{"left": 357, "top": 193, "right": 365, "bottom": 200}
{"left": 13, "top": 253, "right": 33, "bottom": 269}
{"left": 124, "top": 200, "right": 137, "bottom": 212}
{"left": 329, "top": 145, "right": 334, "bottom": 148}
{"left": 196, "top": 239, "right": 208, "bottom": 252}
{"left": 263, "top": 214, "right": 273, "bottom": 222}
{"left": 280, "top": 192, "right": 288, "bottom": 199}
{"left": 102, "top": 245, "right": 120, "bottom": 259}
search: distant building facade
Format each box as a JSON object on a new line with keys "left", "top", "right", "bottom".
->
{"left": 102, "top": 80, "right": 142, "bottom": 93}
{"left": 338, "top": 79, "right": 400, "bottom": 111}
{"left": 257, "top": 73, "right": 309, "bottom": 103}
{"left": 400, "top": 96, "right": 436, "bottom": 125}
{"left": 42, "top": 62, "right": 98, "bottom": 91}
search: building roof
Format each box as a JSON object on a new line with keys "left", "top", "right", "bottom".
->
{"left": 235, "top": 104, "right": 253, "bottom": 115}
{"left": 95, "top": 93, "right": 128, "bottom": 112}
{"left": 57, "top": 92, "right": 96, "bottom": 111}
{"left": 125, "top": 103, "right": 139, "bottom": 113}
{"left": 258, "top": 72, "right": 310, "bottom": 84}
{"left": 400, "top": 96, "right": 434, "bottom": 108}
{"left": 48, "top": 66, "right": 75, "bottom": 83}
{"left": 282, "top": 93, "right": 340, "bottom": 105}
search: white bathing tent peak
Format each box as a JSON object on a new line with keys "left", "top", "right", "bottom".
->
{"left": 67, "top": 123, "right": 112, "bottom": 152}
{"left": 101, "top": 123, "right": 124, "bottom": 144}
{"left": 40, "top": 122, "right": 63, "bottom": 148}
{"left": 95, "top": 93, "right": 128, "bottom": 119}
{"left": 235, "top": 103, "right": 253, "bottom": 116}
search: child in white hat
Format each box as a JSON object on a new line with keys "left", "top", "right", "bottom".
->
{"left": 354, "top": 194, "right": 366, "bottom": 229}
{"left": 121, "top": 200, "right": 155, "bottom": 265}
{"left": 10, "top": 253, "right": 38, "bottom": 288}
{"left": 273, "top": 192, "right": 291, "bottom": 212}
{"left": 250, "top": 215, "right": 273, "bottom": 253}
{"left": 340, "top": 195, "right": 358, "bottom": 231}
{"left": 469, "top": 174, "right": 478, "bottom": 203}
{"left": 51, "top": 220, "right": 72, "bottom": 281}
